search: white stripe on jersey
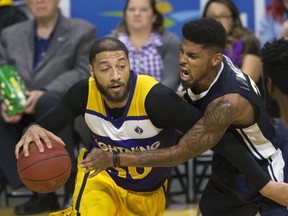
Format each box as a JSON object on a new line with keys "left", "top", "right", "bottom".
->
{"left": 237, "top": 123, "right": 277, "bottom": 159}
{"left": 85, "top": 113, "right": 162, "bottom": 141}
{"left": 237, "top": 123, "right": 285, "bottom": 181}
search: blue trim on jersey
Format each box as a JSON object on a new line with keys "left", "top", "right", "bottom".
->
{"left": 86, "top": 109, "right": 149, "bottom": 121}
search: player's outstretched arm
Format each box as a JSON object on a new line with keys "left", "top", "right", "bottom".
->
{"left": 81, "top": 97, "right": 235, "bottom": 171}
{"left": 15, "top": 124, "right": 64, "bottom": 159}
{"left": 260, "top": 181, "right": 288, "bottom": 206}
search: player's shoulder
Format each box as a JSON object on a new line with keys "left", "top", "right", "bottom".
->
{"left": 69, "top": 78, "right": 89, "bottom": 93}
{"left": 146, "top": 83, "right": 181, "bottom": 105}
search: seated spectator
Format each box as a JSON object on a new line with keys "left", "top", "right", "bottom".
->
{"left": 261, "top": 38, "right": 288, "bottom": 134}
{"left": 258, "top": 0, "right": 288, "bottom": 47}
{"left": 0, "top": 0, "right": 96, "bottom": 214}
{"left": 110, "top": 0, "right": 180, "bottom": 91}
{"left": 203, "top": 0, "right": 262, "bottom": 88}
{"left": 0, "top": 0, "right": 28, "bottom": 34}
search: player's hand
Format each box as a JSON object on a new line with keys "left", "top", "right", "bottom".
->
{"left": 15, "top": 124, "right": 65, "bottom": 159}
{"left": 24, "top": 90, "right": 45, "bottom": 114}
{"left": 80, "top": 148, "right": 113, "bottom": 178}
{"left": 1, "top": 103, "right": 23, "bottom": 124}
{"left": 260, "top": 180, "right": 288, "bottom": 206}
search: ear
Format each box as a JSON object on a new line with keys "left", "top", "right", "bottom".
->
{"left": 88, "top": 64, "right": 94, "bottom": 77}
{"left": 211, "top": 53, "right": 223, "bottom": 66}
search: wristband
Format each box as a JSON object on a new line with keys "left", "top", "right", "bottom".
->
{"left": 113, "top": 152, "right": 121, "bottom": 167}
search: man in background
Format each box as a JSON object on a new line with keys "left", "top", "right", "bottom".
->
{"left": 0, "top": 0, "right": 96, "bottom": 214}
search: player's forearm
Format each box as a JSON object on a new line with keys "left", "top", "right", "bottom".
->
{"left": 119, "top": 120, "right": 218, "bottom": 167}
{"left": 119, "top": 146, "right": 185, "bottom": 167}
{"left": 260, "top": 181, "right": 288, "bottom": 206}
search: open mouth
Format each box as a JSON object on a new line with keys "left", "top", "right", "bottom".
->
{"left": 181, "top": 70, "right": 190, "bottom": 77}
{"left": 180, "top": 67, "right": 190, "bottom": 81}
{"left": 109, "top": 84, "right": 123, "bottom": 92}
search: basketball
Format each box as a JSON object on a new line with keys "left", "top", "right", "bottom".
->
{"left": 17, "top": 140, "right": 71, "bottom": 193}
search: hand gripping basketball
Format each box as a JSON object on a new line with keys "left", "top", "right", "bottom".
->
{"left": 17, "top": 140, "right": 71, "bottom": 193}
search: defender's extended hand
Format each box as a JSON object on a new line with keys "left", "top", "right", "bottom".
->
{"left": 260, "top": 180, "right": 288, "bottom": 207}
{"left": 80, "top": 148, "right": 113, "bottom": 178}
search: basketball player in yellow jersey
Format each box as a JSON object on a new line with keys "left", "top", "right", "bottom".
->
{"left": 15, "top": 37, "right": 203, "bottom": 216}
{"left": 15, "top": 37, "right": 288, "bottom": 215}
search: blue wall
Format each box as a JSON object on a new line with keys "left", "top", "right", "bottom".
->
{"left": 14, "top": 0, "right": 272, "bottom": 39}
{"left": 14, "top": 0, "right": 271, "bottom": 38}
{"left": 70, "top": 0, "right": 273, "bottom": 39}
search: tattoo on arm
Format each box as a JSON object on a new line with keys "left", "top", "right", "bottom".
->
{"left": 126, "top": 99, "right": 238, "bottom": 167}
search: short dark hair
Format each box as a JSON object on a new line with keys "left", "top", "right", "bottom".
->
{"left": 182, "top": 18, "right": 226, "bottom": 52}
{"left": 89, "top": 37, "right": 129, "bottom": 65}
{"left": 261, "top": 38, "right": 288, "bottom": 95}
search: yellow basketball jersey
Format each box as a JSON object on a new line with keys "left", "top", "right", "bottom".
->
{"left": 85, "top": 71, "right": 176, "bottom": 192}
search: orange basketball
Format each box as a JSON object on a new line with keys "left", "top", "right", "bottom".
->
{"left": 17, "top": 140, "right": 71, "bottom": 193}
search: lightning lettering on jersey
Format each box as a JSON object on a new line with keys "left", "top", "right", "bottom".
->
{"left": 97, "top": 140, "right": 161, "bottom": 153}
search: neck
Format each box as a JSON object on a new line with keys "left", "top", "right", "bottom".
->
{"left": 104, "top": 98, "right": 128, "bottom": 109}
{"left": 128, "top": 29, "right": 151, "bottom": 50}
{"left": 36, "top": 12, "right": 59, "bottom": 39}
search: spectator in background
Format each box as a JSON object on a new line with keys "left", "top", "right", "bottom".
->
{"left": 203, "top": 0, "right": 263, "bottom": 89}
{"left": 258, "top": 0, "right": 288, "bottom": 48}
{"left": 0, "top": 0, "right": 28, "bottom": 34}
{"left": 0, "top": 0, "right": 96, "bottom": 214}
{"left": 261, "top": 38, "right": 288, "bottom": 135}
{"left": 110, "top": 0, "right": 180, "bottom": 91}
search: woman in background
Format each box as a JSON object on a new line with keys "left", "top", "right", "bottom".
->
{"left": 111, "top": 0, "right": 180, "bottom": 91}
{"left": 203, "top": 0, "right": 262, "bottom": 87}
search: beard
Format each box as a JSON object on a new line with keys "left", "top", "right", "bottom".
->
{"left": 94, "top": 73, "right": 132, "bottom": 103}
{"left": 181, "top": 80, "right": 202, "bottom": 94}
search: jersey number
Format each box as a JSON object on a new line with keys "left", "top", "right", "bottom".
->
{"left": 115, "top": 167, "right": 152, "bottom": 179}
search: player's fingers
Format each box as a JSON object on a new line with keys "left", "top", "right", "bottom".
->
{"left": 80, "top": 153, "right": 94, "bottom": 165}
{"left": 80, "top": 160, "right": 93, "bottom": 169}
{"left": 28, "top": 136, "right": 45, "bottom": 154}
{"left": 39, "top": 135, "right": 53, "bottom": 149}
{"left": 15, "top": 140, "right": 23, "bottom": 159}
{"left": 88, "top": 171, "right": 98, "bottom": 178}
{"left": 46, "top": 130, "right": 65, "bottom": 147}
{"left": 21, "top": 141, "right": 31, "bottom": 157}
{"left": 84, "top": 166, "right": 94, "bottom": 174}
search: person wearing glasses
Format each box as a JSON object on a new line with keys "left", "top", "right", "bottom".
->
{"left": 110, "top": 0, "right": 181, "bottom": 91}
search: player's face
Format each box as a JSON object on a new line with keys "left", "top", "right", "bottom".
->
{"left": 179, "top": 38, "right": 221, "bottom": 93}
{"left": 89, "top": 51, "right": 132, "bottom": 108}
{"left": 27, "top": 0, "right": 60, "bottom": 20}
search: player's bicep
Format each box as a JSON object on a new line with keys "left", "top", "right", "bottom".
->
{"left": 218, "top": 93, "right": 256, "bottom": 126}
{"left": 179, "top": 98, "right": 238, "bottom": 156}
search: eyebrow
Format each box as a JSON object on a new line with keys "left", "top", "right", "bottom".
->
{"left": 98, "top": 56, "right": 127, "bottom": 64}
